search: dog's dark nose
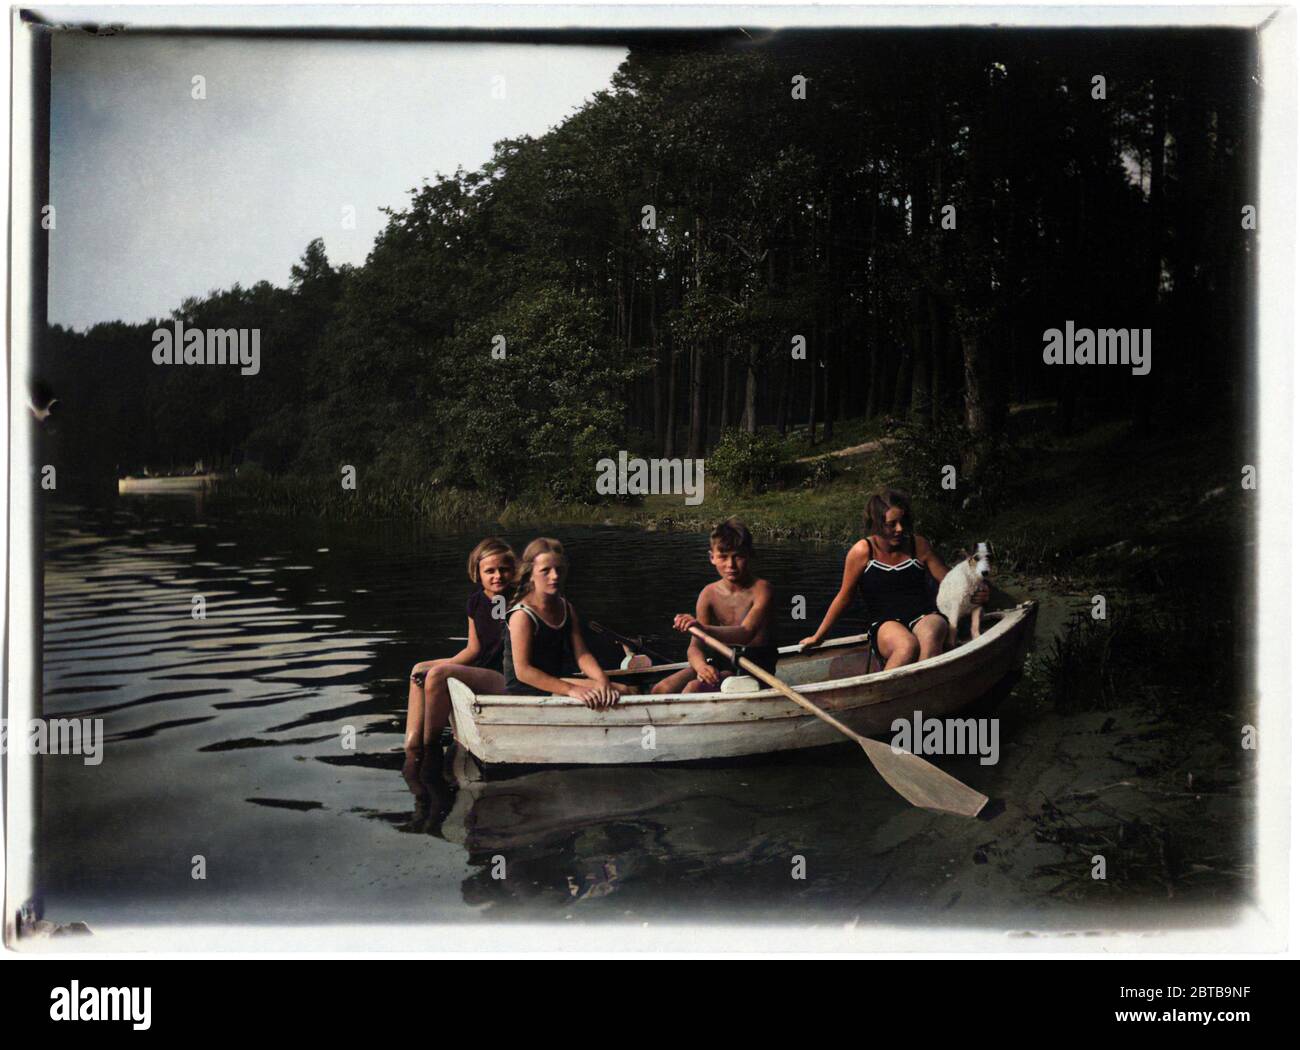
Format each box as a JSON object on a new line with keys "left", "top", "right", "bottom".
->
{"left": 980, "top": 570, "right": 989, "bottom": 577}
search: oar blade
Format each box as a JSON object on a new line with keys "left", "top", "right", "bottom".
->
{"left": 859, "top": 738, "right": 988, "bottom": 818}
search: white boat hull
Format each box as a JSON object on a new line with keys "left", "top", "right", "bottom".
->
{"left": 448, "top": 602, "right": 1037, "bottom": 766}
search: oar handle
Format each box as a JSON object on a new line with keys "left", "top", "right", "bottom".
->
{"left": 589, "top": 621, "right": 674, "bottom": 665}
{"left": 686, "top": 626, "right": 862, "bottom": 743}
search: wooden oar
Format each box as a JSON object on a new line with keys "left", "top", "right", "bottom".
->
{"left": 687, "top": 626, "right": 988, "bottom": 818}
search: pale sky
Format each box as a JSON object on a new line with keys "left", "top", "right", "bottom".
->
{"left": 49, "top": 35, "right": 626, "bottom": 330}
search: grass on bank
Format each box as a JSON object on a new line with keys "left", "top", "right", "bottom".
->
{"left": 213, "top": 411, "right": 1248, "bottom": 589}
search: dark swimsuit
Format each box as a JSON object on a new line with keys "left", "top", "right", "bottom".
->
{"left": 502, "top": 601, "right": 575, "bottom": 696}
{"left": 857, "top": 539, "right": 938, "bottom": 660}
{"left": 704, "top": 644, "right": 781, "bottom": 676}
{"left": 466, "top": 588, "right": 506, "bottom": 673}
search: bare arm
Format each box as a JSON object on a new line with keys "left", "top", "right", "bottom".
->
{"left": 447, "top": 617, "right": 483, "bottom": 666}
{"left": 569, "top": 607, "right": 610, "bottom": 687}
{"left": 683, "top": 590, "right": 719, "bottom": 683}
{"left": 915, "top": 535, "right": 949, "bottom": 584}
{"left": 508, "top": 611, "right": 578, "bottom": 698}
{"left": 696, "top": 580, "right": 773, "bottom": 645}
{"left": 801, "top": 542, "right": 871, "bottom": 647}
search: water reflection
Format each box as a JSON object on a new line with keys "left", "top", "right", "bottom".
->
{"left": 42, "top": 497, "right": 884, "bottom": 926}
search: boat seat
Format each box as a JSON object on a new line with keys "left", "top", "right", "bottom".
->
{"left": 721, "top": 675, "right": 761, "bottom": 694}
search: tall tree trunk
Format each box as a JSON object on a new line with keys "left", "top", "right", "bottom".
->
{"left": 909, "top": 289, "right": 932, "bottom": 422}
{"left": 928, "top": 292, "right": 946, "bottom": 418}
{"left": 776, "top": 353, "right": 791, "bottom": 435}
{"left": 958, "top": 315, "right": 992, "bottom": 474}
{"left": 651, "top": 271, "right": 664, "bottom": 449}
{"left": 1135, "top": 90, "right": 1166, "bottom": 439}
{"left": 892, "top": 343, "right": 912, "bottom": 416}
{"left": 664, "top": 345, "right": 678, "bottom": 458}
{"left": 806, "top": 338, "right": 819, "bottom": 443}
{"left": 719, "top": 350, "right": 731, "bottom": 434}
{"left": 688, "top": 343, "right": 706, "bottom": 458}
{"left": 742, "top": 345, "right": 759, "bottom": 434}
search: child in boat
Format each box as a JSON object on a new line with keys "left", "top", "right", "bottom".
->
{"left": 652, "top": 517, "right": 776, "bottom": 694}
{"left": 503, "top": 537, "right": 635, "bottom": 709}
{"left": 403, "top": 537, "right": 516, "bottom": 754}
{"left": 798, "top": 487, "right": 987, "bottom": 668}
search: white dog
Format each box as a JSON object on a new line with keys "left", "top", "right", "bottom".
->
{"left": 937, "top": 542, "right": 991, "bottom": 647}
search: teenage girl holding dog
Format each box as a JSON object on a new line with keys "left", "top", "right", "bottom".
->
{"left": 798, "top": 488, "right": 987, "bottom": 668}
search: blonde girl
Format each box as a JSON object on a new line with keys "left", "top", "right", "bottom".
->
{"left": 404, "top": 538, "right": 516, "bottom": 752}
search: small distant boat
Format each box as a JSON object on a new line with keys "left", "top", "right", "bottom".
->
{"left": 448, "top": 601, "right": 1038, "bottom": 767}
{"left": 117, "top": 473, "right": 223, "bottom": 494}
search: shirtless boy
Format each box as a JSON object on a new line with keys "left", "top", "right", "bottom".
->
{"left": 652, "top": 517, "right": 776, "bottom": 694}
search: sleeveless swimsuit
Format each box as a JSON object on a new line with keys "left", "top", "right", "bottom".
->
{"left": 857, "top": 539, "right": 938, "bottom": 633}
{"left": 502, "top": 600, "right": 575, "bottom": 696}
{"left": 465, "top": 588, "right": 506, "bottom": 673}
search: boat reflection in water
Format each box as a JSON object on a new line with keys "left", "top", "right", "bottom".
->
{"left": 413, "top": 659, "right": 1025, "bottom": 920}
{"left": 421, "top": 743, "right": 950, "bottom": 919}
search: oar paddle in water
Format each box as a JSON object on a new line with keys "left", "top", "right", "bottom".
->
{"left": 687, "top": 626, "right": 988, "bottom": 818}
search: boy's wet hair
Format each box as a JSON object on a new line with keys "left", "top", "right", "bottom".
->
{"left": 467, "top": 537, "right": 516, "bottom": 584}
{"left": 710, "top": 517, "right": 754, "bottom": 556}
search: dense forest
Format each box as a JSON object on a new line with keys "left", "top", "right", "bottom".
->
{"left": 41, "top": 29, "right": 1257, "bottom": 505}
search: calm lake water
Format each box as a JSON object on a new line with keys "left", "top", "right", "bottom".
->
{"left": 39, "top": 495, "right": 1038, "bottom": 931}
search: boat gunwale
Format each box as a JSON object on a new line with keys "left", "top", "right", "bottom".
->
{"left": 456, "top": 601, "right": 1036, "bottom": 713}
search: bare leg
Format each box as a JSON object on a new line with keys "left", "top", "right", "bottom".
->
{"left": 404, "top": 659, "right": 440, "bottom": 752}
{"left": 875, "top": 621, "right": 921, "bottom": 669}
{"left": 423, "top": 664, "right": 505, "bottom": 748}
{"left": 651, "top": 667, "right": 697, "bottom": 695}
{"left": 560, "top": 676, "right": 638, "bottom": 696}
{"left": 913, "top": 613, "right": 950, "bottom": 661}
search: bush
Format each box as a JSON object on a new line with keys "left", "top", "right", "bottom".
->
{"left": 709, "top": 428, "right": 786, "bottom": 494}
{"left": 801, "top": 454, "right": 839, "bottom": 489}
{"left": 885, "top": 417, "right": 1016, "bottom": 509}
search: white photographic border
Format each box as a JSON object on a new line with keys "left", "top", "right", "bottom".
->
{"left": 3, "top": 1, "right": 1295, "bottom": 958}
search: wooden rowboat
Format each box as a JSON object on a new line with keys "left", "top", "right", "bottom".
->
{"left": 447, "top": 600, "right": 1037, "bottom": 766}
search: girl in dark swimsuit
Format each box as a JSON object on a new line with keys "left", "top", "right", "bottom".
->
{"left": 799, "top": 488, "right": 986, "bottom": 669}
{"left": 503, "top": 538, "right": 636, "bottom": 708}
{"left": 404, "top": 537, "right": 516, "bottom": 753}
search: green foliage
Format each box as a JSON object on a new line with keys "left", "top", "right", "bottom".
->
{"left": 1036, "top": 597, "right": 1237, "bottom": 716}
{"left": 42, "top": 36, "right": 1249, "bottom": 526}
{"left": 435, "top": 284, "right": 634, "bottom": 503}
{"left": 709, "top": 428, "right": 787, "bottom": 494}
{"left": 885, "top": 417, "right": 1017, "bottom": 512}
{"left": 800, "top": 454, "right": 839, "bottom": 489}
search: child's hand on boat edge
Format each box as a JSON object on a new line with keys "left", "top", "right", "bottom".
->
{"left": 567, "top": 683, "right": 621, "bottom": 710}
